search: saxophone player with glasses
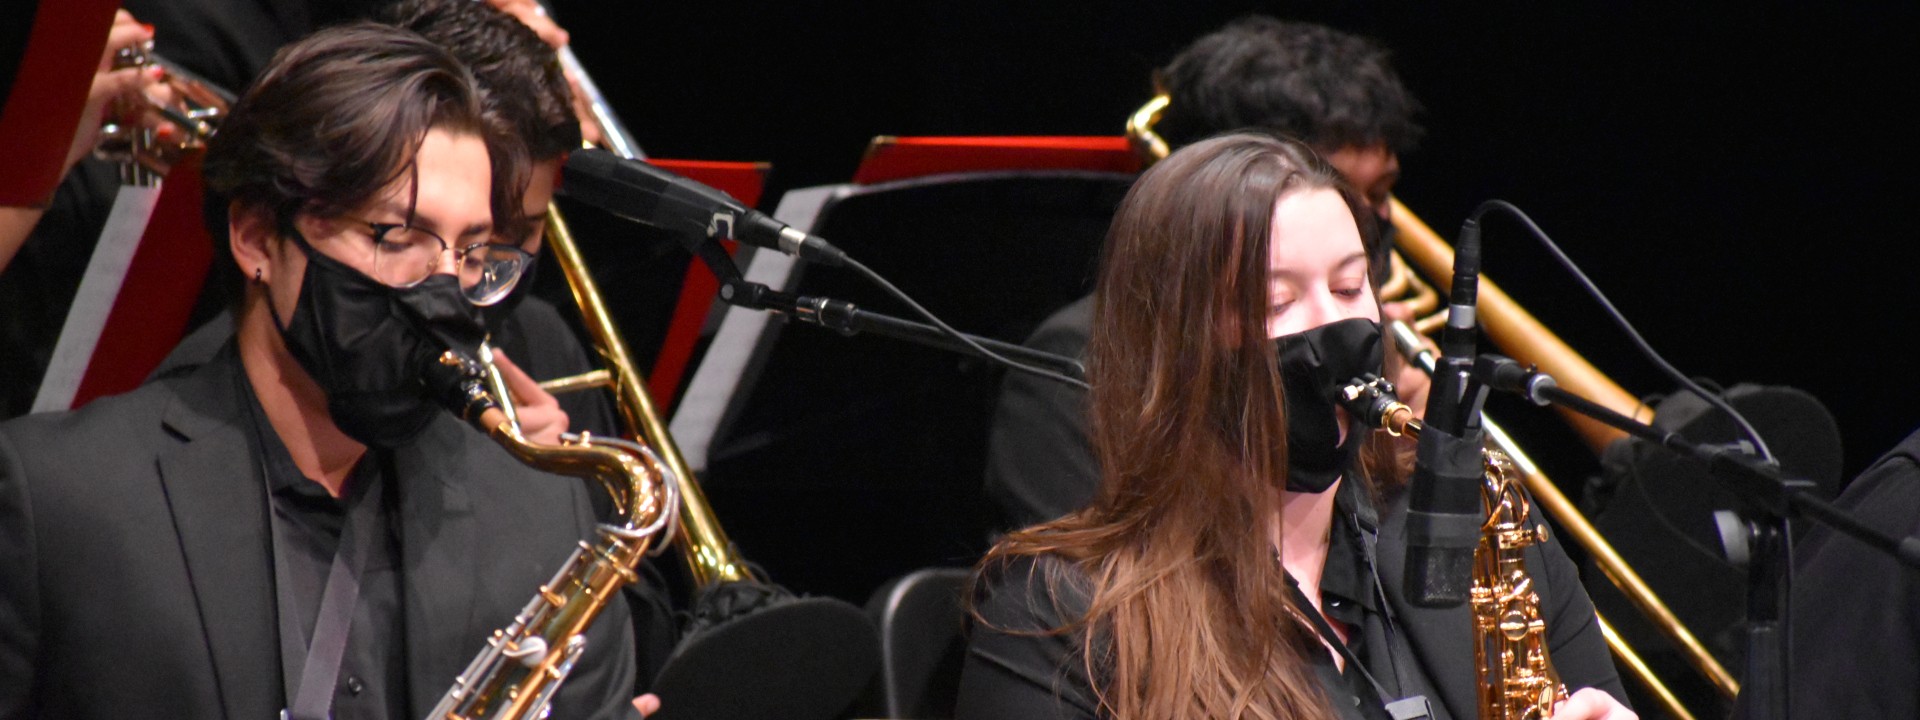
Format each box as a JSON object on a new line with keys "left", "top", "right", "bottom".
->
{"left": 956, "top": 133, "right": 1635, "bottom": 720}
{"left": 0, "top": 24, "right": 651, "bottom": 719}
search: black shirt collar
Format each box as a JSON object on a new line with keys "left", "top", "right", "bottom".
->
{"left": 1321, "top": 476, "right": 1383, "bottom": 618}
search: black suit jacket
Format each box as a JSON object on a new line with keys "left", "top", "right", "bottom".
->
{"left": 1775, "top": 428, "right": 1920, "bottom": 719}
{"left": 0, "top": 347, "right": 640, "bottom": 719}
{"left": 982, "top": 295, "right": 1096, "bottom": 530}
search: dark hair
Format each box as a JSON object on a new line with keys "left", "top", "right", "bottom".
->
{"left": 383, "top": 0, "right": 581, "bottom": 161}
{"left": 976, "top": 133, "right": 1390, "bottom": 719}
{"left": 201, "top": 23, "right": 523, "bottom": 303}
{"left": 1154, "top": 16, "right": 1422, "bottom": 155}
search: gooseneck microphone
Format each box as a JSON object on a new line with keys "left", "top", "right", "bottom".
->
{"left": 1403, "top": 208, "right": 1495, "bottom": 607}
{"left": 561, "top": 148, "right": 848, "bottom": 267}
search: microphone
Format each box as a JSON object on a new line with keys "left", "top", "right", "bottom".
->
{"left": 1404, "top": 212, "right": 1493, "bottom": 607}
{"left": 561, "top": 148, "right": 847, "bottom": 266}
{"left": 1472, "top": 354, "right": 1556, "bottom": 406}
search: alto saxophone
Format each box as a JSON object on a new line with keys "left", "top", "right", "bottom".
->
{"left": 424, "top": 350, "right": 680, "bottom": 720}
{"left": 1342, "top": 376, "right": 1569, "bottom": 720}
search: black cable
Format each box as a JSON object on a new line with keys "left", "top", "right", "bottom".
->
{"left": 841, "top": 255, "right": 1091, "bottom": 392}
{"left": 1471, "top": 199, "right": 1777, "bottom": 465}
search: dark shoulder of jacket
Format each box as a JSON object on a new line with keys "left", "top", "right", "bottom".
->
{"left": 974, "top": 552, "right": 1097, "bottom": 636}
{"left": 1024, "top": 294, "right": 1094, "bottom": 356}
{"left": 1, "top": 374, "right": 190, "bottom": 450}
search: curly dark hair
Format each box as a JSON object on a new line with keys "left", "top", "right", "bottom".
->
{"left": 383, "top": 0, "right": 581, "bottom": 162}
{"left": 1154, "top": 15, "right": 1422, "bottom": 155}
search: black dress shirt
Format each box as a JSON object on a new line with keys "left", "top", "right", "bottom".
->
{"left": 242, "top": 375, "right": 409, "bottom": 719}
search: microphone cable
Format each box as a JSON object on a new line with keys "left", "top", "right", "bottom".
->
{"left": 837, "top": 254, "right": 1091, "bottom": 393}
{"left": 1470, "top": 199, "right": 1777, "bottom": 466}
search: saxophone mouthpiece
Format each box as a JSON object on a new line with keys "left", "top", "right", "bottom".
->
{"left": 1340, "top": 374, "right": 1415, "bottom": 436}
{"left": 429, "top": 350, "right": 499, "bottom": 423}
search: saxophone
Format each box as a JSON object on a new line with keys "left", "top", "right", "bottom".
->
{"left": 1341, "top": 376, "right": 1569, "bottom": 720}
{"left": 424, "top": 350, "right": 680, "bottom": 720}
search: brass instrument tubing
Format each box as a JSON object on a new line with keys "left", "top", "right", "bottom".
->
{"left": 538, "top": 368, "right": 615, "bottom": 395}
{"left": 1598, "top": 614, "right": 1698, "bottom": 720}
{"left": 544, "top": 204, "right": 750, "bottom": 585}
{"left": 480, "top": 343, "right": 523, "bottom": 435}
{"left": 1388, "top": 198, "right": 1652, "bottom": 455}
{"left": 1123, "top": 94, "right": 1170, "bottom": 163}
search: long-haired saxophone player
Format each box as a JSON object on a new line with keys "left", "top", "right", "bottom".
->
{"left": 984, "top": 16, "right": 1430, "bottom": 530}
{"left": 956, "top": 133, "right": 1636, "bottom": 720}
{"left": 0, "top": 24, "right": 650, "bottom": 719}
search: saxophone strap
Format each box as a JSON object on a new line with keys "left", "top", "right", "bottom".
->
{"left": 1288, "top": 574, "right": 1432, "bottom": 720}
{"left": 266, "top": 457, "right": 392, "bottom": 720}
{"left": 1283, "top": 476, "right": 1435, "bottom": 720}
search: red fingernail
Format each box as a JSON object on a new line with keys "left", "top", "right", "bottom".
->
{"left": 141, "top": 23, "right": 155, "bottom": 34}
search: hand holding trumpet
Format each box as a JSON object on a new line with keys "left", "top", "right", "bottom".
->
{"left": 64, "top": 11, "right": 169, "bottom": 176}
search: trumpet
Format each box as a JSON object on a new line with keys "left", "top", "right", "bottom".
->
{"left": 1126, "top": 95, "right": 1735, "bottom": 718}
{"left": 426, "top": 349, "right": 679, "bottom": 720}
{"left": 95, "top": 42, "right": 232, "bottom": 184}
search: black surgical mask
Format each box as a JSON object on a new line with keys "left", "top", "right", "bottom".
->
{"left": 1273, "top": 318, "right": 1384, "bottom": 493}
{"left": 271, "top": 233, "right": 488, "bottom": 448}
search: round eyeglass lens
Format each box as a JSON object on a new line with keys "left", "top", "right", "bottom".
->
{"left": 459, "top": 241, "right": 534, "bottom": 306}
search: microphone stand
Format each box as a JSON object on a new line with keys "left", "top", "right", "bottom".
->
{"left": 713, "top": 274, "right": 1087, "bottom": 382}
{"left": 1477, "top": 356, "right": 1920, "bottom": 720}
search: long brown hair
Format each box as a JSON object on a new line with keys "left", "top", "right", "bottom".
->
{"left": 978, "top": 133, "right": 1387, "bottom": 720}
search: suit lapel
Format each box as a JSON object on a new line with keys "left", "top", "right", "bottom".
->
{"left": 394, "top": 417, "right": 480, "bottom": 716}
{"left": 155, "top": 349, "right": 284, "bottom": 720}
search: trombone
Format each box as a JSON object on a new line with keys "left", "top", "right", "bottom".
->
{"left": 527, "top": 44, "right": 755, "bottom": 589}
{"left": 1131, "top": 94, "right": 1737, "bottom": 719}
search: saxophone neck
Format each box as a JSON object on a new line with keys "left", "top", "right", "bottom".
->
{"left": 431, "top": 349, "right": 674, "bottom": 533}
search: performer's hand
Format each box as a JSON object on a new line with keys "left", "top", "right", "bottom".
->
{"left": 64, "top": 11, "right": 163, "bottom": 174}
{"left": 1380, "top": 300, "right": 1433, "bottom": 417}
{"left": 492, "top": 349, "right": 571, "bottom": 446}
{"left": 481, "top": 0, "right": 606, "bottom": 148}
{"left": 631, "top": 693, "right": 661, "bottom": 717}
{"left": 1550, "top": 687, "right": 1637, "bottom": 720}
{"left": 486, "top": 0, "right": 570, "bottom": 48}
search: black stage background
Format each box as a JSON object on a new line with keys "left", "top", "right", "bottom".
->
{"left": 557, "top": 0, "right": 1915, "bottom": 481}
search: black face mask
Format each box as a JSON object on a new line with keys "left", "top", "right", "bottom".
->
{"left": 272, "top": 234, "right": 488, "bottom": 448}
{"left": 1273, "top": 318, "right": 1384, "bottom": 493}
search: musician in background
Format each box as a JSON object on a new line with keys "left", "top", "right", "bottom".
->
{"left": 0, "top": 25, "right": 645, "bottom": 718}
{"left": 956, "top": 132, "right": 1632, "bottom": 720}
{"left": 984, "top": 15, "right": 1429, "bottom": 529}
{"left": 1777, "top": 427, "right": 1920, "bottom": 717}
{"left": 0, "top": 8, "right": 164, "bottom": 416}
{"left": 0, "top": 10, "right": 160, "bottom": 272}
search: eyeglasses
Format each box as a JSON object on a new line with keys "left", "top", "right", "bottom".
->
{"left": 356, "top": 221, "right": 534, "bottom": 306}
